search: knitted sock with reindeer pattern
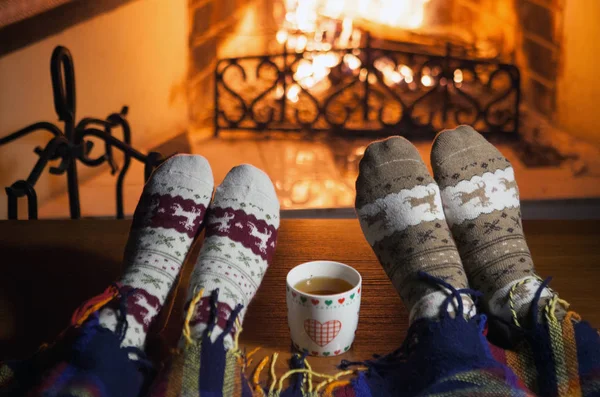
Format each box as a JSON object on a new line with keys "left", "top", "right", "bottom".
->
{"left": 431, "top": 125, "right": 566, "bottom": 329}
{"left": 98, "top": 155, "right": 214, "bottom": 351}
{"left": 355, "top": 136, "right": 475, "bottom": 325}
{"left": 185, "top": 164, "right": 280, "bottom": 349}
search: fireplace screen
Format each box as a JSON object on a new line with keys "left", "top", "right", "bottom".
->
{"left": 215, "top": 40, "right": 520, "bottom": 139}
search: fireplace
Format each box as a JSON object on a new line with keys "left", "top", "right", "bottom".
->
{"left": 180, "top": 0, "right": 600, "bottom": 212}
{"left": 1, "top": 0, "right": 599, "bottom": 218}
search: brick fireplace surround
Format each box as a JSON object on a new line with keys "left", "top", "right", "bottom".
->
{"left": 2, "top": 0, "right": 599, "bottom": 219}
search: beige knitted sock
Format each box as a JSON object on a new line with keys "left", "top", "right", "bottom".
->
{"left": 431, "top": 125, "right": 565, "bottom": 326}
{"left": 355, "top": 136, "right": 474, "bottom": 324}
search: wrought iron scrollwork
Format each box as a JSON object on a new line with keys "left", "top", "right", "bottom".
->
{"left": 0, "top": 46, "right": 163, "bottom": 220}
{"left": 215, "top": 42, "right": 520, "bottom": 140}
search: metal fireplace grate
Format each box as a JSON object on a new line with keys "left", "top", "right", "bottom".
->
{"left": 214, "top": 40, "right": 521, "bottom": 140}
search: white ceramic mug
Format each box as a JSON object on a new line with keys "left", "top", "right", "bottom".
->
{"left": 286, "top": 261, "right": 362, "bottom": 357}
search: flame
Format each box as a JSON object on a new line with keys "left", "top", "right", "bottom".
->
{"left": 421, "top": 74, "right": 433, "bottom": 87}
{"left": 274, "top": 85, "right": 285, "bottom": 99}
{"left": 398, "top": 65, "right": 412, "bottom": 78}
{"left": 375, "top": 57, "right": 402, "bottom": 86}
{"left": 277, "top": 0, "right": 435, "bottom": 102}
{"left": 295, "top": 35, "right": 308, "bottom": 52}
{"left": 281, "top": 0, "right": 430, "bottom": 34}
{"left": 343, "top": 53, "right": 361, "bottom": 70}
{"left": 358, "top": 0, "right": 430, "bottom": 29}
{"left": 276, "top": 29, "right": 288, "bottom": 44}
{"left": 287, "top": 84, "right": 301, "bottom": 102}
{"left": 454, "top": 69, "right": 463, "bottom": 84}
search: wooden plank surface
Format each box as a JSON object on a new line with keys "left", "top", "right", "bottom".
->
{"left": 1, "top": 219, "right": 599, "bottom": 378}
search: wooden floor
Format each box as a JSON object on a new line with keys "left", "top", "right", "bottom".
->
{"left": 1, "top": 219, "right": 599, "bottom": 377}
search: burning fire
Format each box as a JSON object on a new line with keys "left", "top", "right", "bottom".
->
{"left": 280, "top": 0, "right": 431, "bottom": 33}
{"left": 275, "top": 0, "right": 465, "bottom": 103}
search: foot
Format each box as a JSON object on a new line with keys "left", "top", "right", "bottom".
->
{"left": 186, "top": 164, "right": 280, "bottom": 348}
{"left": 98, "top": 154, "right": 214, "bottom": 350}
{"left": 431, "top": 125, "right": 566, "bottom": 329}
{"left": 355, "top": 136, "right": 474, "bottom": 324}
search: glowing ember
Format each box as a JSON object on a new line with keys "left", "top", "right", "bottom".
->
{"left": 276, "top": 29, "right": 288, "bottom": 44}
{"left": 359, "top": 68, "right": 368, "bottom": 82}
{"left": 343, "top": 53, "right": 361, "bottom": 70}
{"left": 274, "top": 0, "right": 450, "bottom": 101}
{"left": 421, "top": 74, "right": 433, "bottom": 87}
{"left": 274, "top": 85, "right": 285, "bottom": 99}
{"left": 375, "top": 57, "right": 402, "bottom": 86}
{"left": 295, "top": 59, "right": 313, "bottom": 80}
{"left": 398, "top": 65, "right": 413, "bottom": 79}
{"left": 296, "top": 35, "right": 308, "bottom": 52}
{"left": 287, "top": 84, "right": 301, "bottom": 103}
{"left": 454, "top": 69, "right": 463, "bottom": 84}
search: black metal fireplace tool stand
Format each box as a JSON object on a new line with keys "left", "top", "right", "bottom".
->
{"left": 0, "top": 46, "right": 164, "bottom": 220}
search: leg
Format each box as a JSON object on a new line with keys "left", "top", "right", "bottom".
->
{"left": 432, "top": 126, "right": 600, "bottom": 396}
{"left": 98, "top": 154, "right": 214, "bottom": 351}
{"left": 355, "top": 136, "right": 473, "bottom": 323}
{"left": 148, "top": 165, "right": 280, "bottom": 396}
{"left": 353, "top": 136, "right": 531, "bottom": 395}
{"left": 0, "top": 155, "right": 214, "bottom": 397}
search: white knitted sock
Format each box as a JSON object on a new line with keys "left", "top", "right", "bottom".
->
{"left": 185, "top": 164, "right": 280, "bottom": 349}
{"left": 98, "top": 154, "right": 214, "bottom": 350}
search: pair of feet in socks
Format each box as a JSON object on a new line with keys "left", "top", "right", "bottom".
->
{"left": 95, "top": 125, "right": 565, "bottom": 359}
{"left": 356, "top": 126, "right": 567, "bottom": 340}
{"left": 97, "top": 157, "right": 280, "bottom": 353}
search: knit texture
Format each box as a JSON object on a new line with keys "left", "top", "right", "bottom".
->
{"left": 187, "top": 164, "right": 280, "bottom": 349}
{"left": 98, "top": 155, "right": 214, "bottom": 351}
{"left": 355, "top": 136, "right": 473, "bottom": 323}
{"left": 430, "top": 126, "right": 563, "bottom": 327}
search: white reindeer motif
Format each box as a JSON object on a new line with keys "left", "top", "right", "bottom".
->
{"left": 499, "top": 177, "right": 519, "bottom": 199}
{"left": 247, "top": 221, "right": 272, "bottom": 253}
{"left": 403, "top": 188, "right": 438, "bottom": 214}
{"left": 134, "top": 294, "right": 159, "bottom": 326}
{"left": 211, "top": 212, "right": 235, "bottom": 232}
{"left": 171, "top": 203, "right": 202, "bottom": 231}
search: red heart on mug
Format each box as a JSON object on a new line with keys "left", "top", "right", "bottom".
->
{"left": 338, "top": 298, "right": 345, "bottom": 304}
{"left": 312, "top": 351, "right": 319, "bottom": 356}
{"left": 304, "top": 319, "right": 342, "bottom": 347}
{"left": 358, "top": 287, "right": 361, "bottom": 294}
{"left": 334, "top": 350, "right": 341, "bottom": 355}
{"left": 311, "top": 299, "right": 319, "bottom": 305}
{"left": 292, "top": 291, "right": 297, "bottom": 297}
